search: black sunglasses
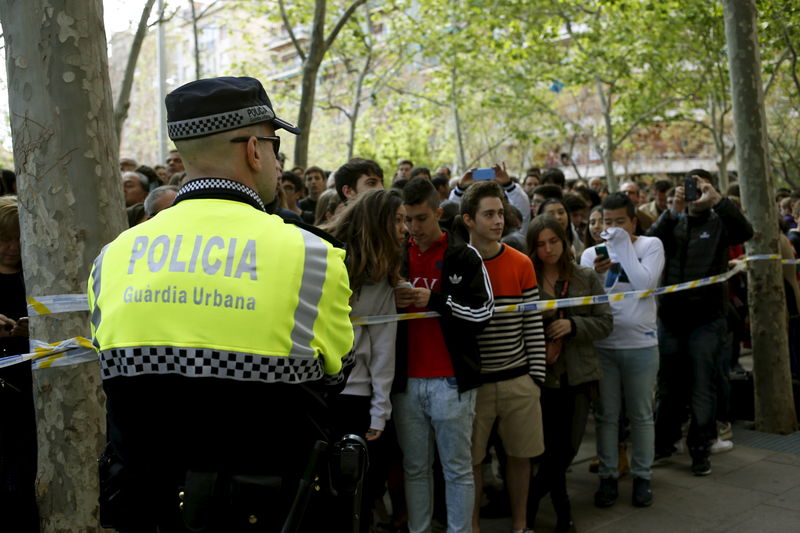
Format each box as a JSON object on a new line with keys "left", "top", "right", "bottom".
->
{"left": 230, "top": 135, "right": 280, "bottom": 157}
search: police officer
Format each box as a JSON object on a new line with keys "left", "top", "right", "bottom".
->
{"left": 88, "top": 77, "right": 354, "bottom": 532}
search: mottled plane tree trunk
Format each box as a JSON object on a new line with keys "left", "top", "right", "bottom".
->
{"left": 0, "top": 1, "right": 128, "bottom": 530}
{"left": 723, "top": 0, "right": 797, "bottom": 434}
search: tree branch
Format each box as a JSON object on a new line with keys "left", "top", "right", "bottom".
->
{"left": 323, "top": 0, "right": 368, "bottom": 54}
{"left": 763, "top": 47, "right": 790, "bottom": 96}
{"left": 114, "top": 0, "right": 157, "bottom": 143}
{"left": 466, "top": 135, "right": 512, "bottom": 168}
{"left": 148, "top": 5, "right": 179, "bottom": 27}
{"left": 386, "top": 84, "right": 447, "bottom": 106}
{"left": 614, "top": 97, "right": 678, "bottom": 148}
{"left": 319, "top": 103, "right": 352, "bottom": 119}
{"left": 278, "top": 0, "right": 306, "bottom": 62}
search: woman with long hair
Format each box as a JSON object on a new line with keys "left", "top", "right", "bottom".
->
{"left": 325, "top": 188, "right": 406, "bottom": 531}
{"left": 538, "top": 198, "right": 584, "bottom": 259}
{"left": 525, "top": 216, "right": 612, "bottom": 533}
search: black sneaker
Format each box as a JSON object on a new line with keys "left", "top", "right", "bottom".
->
{"left": 691, "top": 455, "right": 711, "bottom": 476}
{"left": 632, "top": 476, "right": 653, "bottom": 507}
{"left": 594, "top": 477, "right": 618, "bottom": 508}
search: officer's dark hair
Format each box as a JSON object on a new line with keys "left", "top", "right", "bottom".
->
{"left": 402, "top": 177, "right": 439, "bottom": 211}
{"left": 334, "top": 158, "right": 384, "bottom": 201}
{"left": 410, "top": 166, "right": 431, "bottom": 180}
{"left": 654, "top": 179, "right": 672, "bottom": 193}
{"left": 541, "top": 167, "right": 566, "bottom": 188}
{"left": 532, "top": 183, "right": 563, "bottom": 201}
{"left": 460, "top": 180, "right": 504, "bottom": 220}
{"left": 281, "top": 171, "right": 303, "bottom": 192}
{"left": 601, "top": 191, "right": 636, "bottom": 219}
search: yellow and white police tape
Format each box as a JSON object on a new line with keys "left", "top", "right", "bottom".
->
{"left": 0, "top": 336, "right": 97, "bottom": 371}
{"left": 7, "top": 254, "right": 796, "bottom": 369}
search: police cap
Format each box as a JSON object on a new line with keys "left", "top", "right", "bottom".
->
{"left": 166, "top": 76, "right": 300, "bottom": 141}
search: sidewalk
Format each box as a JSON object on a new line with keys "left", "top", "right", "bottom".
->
{"left": 479, "top": 419, "right": 800, "bottom": 533}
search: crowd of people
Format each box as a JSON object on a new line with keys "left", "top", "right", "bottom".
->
{"left": 2, "top": 145, "right": 800, "bottom": 533}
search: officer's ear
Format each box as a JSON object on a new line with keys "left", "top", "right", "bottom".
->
{"left": 245, "top": 136, "right": 263, "bottom": 172}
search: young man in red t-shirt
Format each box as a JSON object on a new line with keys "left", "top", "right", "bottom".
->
{"left": 461, "top": 181, "right": 545, "bottom": 533}
{"left": 393, "top": 178, "right": 494, "bottom": 533}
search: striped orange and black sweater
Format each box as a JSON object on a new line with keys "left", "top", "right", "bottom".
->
{"left": 477, "top": 244, "right": 546, "bottom": 384}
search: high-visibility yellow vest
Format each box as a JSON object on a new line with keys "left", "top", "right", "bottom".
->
{"left": 88, "top": 197, "right": 354, "bottom": 384}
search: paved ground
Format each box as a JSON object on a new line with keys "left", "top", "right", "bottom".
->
{"left": 478, "top": 418, "right": 800, "bottom": 533}
{"left": 476, "top": 352, "right": 800, "bottom": 533}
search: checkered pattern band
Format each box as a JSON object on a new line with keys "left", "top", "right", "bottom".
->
{"left": 175, "top": 178, "right": 266, "bottom": 211}
{"left": 168, "top": 105, "right": 276, "bottom": 140}
{"left": 99, "top": 346, "right": 336, "bottom": 384}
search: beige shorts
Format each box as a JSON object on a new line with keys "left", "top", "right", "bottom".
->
{"left": 471, "top": 373, "right": 544, "bottom": 464}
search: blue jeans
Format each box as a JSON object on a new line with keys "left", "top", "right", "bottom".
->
{"left": 596, "top": 346, "right": 659, "bottom": 480}
{"left": 655, "top": 318, "right": 726, "bottom": 457}
{"left": 393, "top": 378, "right": 477, "bottom": 533}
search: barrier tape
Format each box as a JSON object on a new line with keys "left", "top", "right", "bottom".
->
{"left": 3, "top": 254, "right": 794, "bottom": 371}
{"left": 352, "top": 261, "right": 748, "bottom": 326}
{"left": 23, "top": 255, "right": 798, "bottom": 318}
{"left": 0, "top": 337, "right": 96, "bottom": 371}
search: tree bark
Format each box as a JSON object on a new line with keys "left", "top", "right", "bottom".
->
{"left": 0, "top": 1, "right": 128, "bottom": 530}
{"left": 292, "top": 0, "right": 367, "bottom": 168}
{"left": 348, "top": 51, "right": 371, "bottom": 160}
{"left": 451, "top": 65, "right": 466, "bottom": 172}
{"left": 114, "top": 0, "right": 157, "bottom": 144}
{"left": 597, "top": 80, "right": 618, "bottom": 192}
{"left": 189, "top": 0, "right": 201, "bottom": 79}
{"left": 723, "top": 0, "right": 797, "bottom": 434}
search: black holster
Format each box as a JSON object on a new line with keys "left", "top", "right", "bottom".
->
{"left": 181, "top": 472, "right": 284, "bottom": 533}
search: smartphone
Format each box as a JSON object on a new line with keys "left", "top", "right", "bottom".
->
{"left": 472, "top": 168, "right": 495, "bottom": 181}
{"left": 595, "top": 245, "right": 609, "bottom": 260}
{"left": 684, "top": 176, "right": 699, "bottom": 202}
{"left": 396, "top": 281, "right": 413, "bottom": 289}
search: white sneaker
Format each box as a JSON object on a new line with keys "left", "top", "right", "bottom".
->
{"left": 710, "top": 438, "right": 734, "bottom": 454}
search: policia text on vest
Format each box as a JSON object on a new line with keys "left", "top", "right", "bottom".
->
{"left": 125, "top": 234, "right": 258, "bottom": 310}
{"left": 89, "top": 196, "right": 354, "bottom": 385}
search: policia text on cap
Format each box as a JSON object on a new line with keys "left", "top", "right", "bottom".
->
{"left": 88, "top": 77, "right": 358, "bottom": 532}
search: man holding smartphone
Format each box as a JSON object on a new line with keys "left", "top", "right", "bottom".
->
{"left": 393, "top": 177, "right": 494, "bottom": 533}
{"left": 580, "top": 192, "right": 665, "bottom": 508}
{"left": 647, "top": 169, "right": 753, "bottom": 477}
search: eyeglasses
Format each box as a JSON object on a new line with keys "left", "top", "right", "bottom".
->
{"left": 230, "top": 135, "right": 280, "bottom": 157}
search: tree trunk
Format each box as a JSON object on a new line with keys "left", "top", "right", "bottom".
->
{"left": 723, "top": 0, "right": 797, "bottom": 434}
{"left": 348, "top": 52, "right": 371, "bottom": 160}
{"left": 189, "top": 0, "right": 201, "bottom": 79}
{"left": 597, "top": 80, "right": 618, "bottom": 192}
{"left": 0, "top": 1, "right": 128, "bottom": 530}
{"left": 295, "top": 56, "right": 323, "bottom": 169}
{"left": 291, "top": 0, "right": 367, "bottom": 168}
{"left": 451, "top": 65, "right": 466, "bottom": 172}
{"left": 114, "top": 0, "right": 157, "bottom": 144}
{"left": 293, "top": 0, "right": 327, "bottom": 169}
